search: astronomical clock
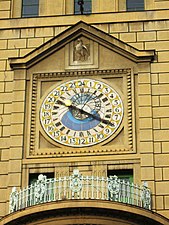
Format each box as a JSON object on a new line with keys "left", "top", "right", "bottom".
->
{"left": 40, "top": 78, "right": 123, "bottom": 147}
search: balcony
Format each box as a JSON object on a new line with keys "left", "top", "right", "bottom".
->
{"left": 9, "top": 169, "right": 151, "bottom": 213}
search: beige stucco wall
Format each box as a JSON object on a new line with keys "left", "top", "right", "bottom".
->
{"left": 0, "top": 0, "right": 169, "bottom": 221}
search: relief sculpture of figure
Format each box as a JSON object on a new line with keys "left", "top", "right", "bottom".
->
{"left": 74, "top": 38, "right": 89, "bottom": 62}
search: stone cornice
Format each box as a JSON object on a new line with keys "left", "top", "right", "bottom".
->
{"left": 0, "top": 9, "right": 169, "bottom": 30}
{"left": 9, "top": 21, "right": 155, "bottom": 70}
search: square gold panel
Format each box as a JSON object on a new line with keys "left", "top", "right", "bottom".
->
{"left": 65, "top": 37, "right": 99, "bottom": 70}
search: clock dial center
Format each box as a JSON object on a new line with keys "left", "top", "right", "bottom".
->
{"left": 71, "top": 103, "right": 92, "bottom": 120}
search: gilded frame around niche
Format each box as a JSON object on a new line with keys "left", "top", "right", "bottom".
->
{"left": 65, "top": 37, "right": 99, "bottom": 70}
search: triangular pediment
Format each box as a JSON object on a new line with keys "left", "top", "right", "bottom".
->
{"left": 9, "top": 21, "right": 155, "bottom": 70}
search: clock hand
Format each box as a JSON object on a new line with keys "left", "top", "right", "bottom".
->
{"left": 71, "top": 104, "right": 114, "bottom": 127}
{"left": 56, "top": 99, "right": 114, "bottom": 127}
{"left": 56, "top": 99, "right": 72, "bottom": 106}
{"left": 56, "top": 99, "right": 88, "bottom": 120}
{"left": 82, "top": 110, "right": 115, "bottom": 127}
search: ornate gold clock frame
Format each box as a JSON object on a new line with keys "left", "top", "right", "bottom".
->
{"left": 29, "top": 68, "right": 133, "bottom": 157}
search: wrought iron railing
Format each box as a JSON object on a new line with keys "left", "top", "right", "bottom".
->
{"left": 9, "top": 169, "right": 151, "bottom": 213}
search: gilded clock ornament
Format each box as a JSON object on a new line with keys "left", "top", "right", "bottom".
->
{"left": 40, "top": 78, "right": 123, "bottom": 147}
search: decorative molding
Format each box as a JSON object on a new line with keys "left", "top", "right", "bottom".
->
{"left": 127, "top": 72, "right": 133, "bottom": 149}
{"left": 30, "top": 74, "right": 38, "bottom": 155}
{"left": 36, "top": 68, "right": 130, "bottom": 79}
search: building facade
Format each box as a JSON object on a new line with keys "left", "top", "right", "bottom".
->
{"left": 0, "top": 0, "right": 169, "bottom": 224}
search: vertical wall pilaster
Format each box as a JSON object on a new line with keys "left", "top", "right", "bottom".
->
{"left": 138, "top": 62, "right": 155, "bottom": 209}
{"left": 7, "top": 69, "right": 26, "bottom": 213}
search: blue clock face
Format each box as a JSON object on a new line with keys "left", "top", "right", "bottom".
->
{"left": 40, "top": 78, "right": 123, "bottom": 147}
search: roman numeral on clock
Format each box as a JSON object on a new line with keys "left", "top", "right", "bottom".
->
{"left": 87, "top": 131, "right": 91, "bottom": 136}
{"left": 66, "top": 129, "right": 70, "bottom": 135}
{"left": 55, "top": 122, "right": 62, "bottom": 127}
{"left": 105, "top": 114, "right": 111, "bottom": 119}
{"left": 79, "top": 132, "right": 84, "bottom": 137}
{"left": 102, "top": 97, "right": 108, "bottom": 103}
{"left": 52, "top": 112, "right": 57, "bottom": 115}
{"left": 98, "top": 93, "right": 103, "bottom": 98}
{"left": 98, "top": 124, "right": 104, "bottom": 129}
{"left": 53, "top": 105, "right": 59, "bottom": 110}
{"left": 106, "top": 109, "right": 112, "bottom": 113}
{"left": 60, "top": 126, "right": 66, "bottom": 131}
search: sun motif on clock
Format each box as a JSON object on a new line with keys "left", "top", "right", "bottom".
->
{"left": 40, "top": 78, "right": 123, "bottom": 147}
